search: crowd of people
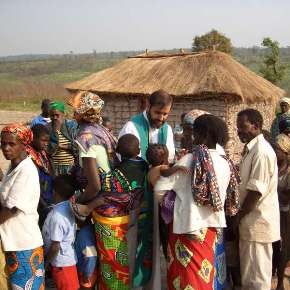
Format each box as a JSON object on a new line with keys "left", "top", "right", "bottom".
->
{"left": 0, "top": 90, "right": 289, "bottom": 290}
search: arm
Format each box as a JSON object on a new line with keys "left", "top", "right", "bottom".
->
{"left": 0, "top": 167, "right": 3, "bottom": 181}
{"left": 234, "top": 152, "right": 273, "bottom": 225}
{"left": 166, "top": 125, "right": 175, "bottom": 164}
{"left": 0, "top": 207, "right": 18, "bottom": 224}
{"left": 237, "top": 190, "right": 262, "bottom": 221}
{"left": 79, "top": 157, "right": 101, "bottom": 203}
{"left": 160, "top": 165, "right": 190, "bottom": 177}
{"left": 45, "top": 241, "right": 60, "bottom": 268}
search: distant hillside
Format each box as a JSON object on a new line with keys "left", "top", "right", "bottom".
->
{"left": 0, "top": 47, "right": 289, "bottom": 111}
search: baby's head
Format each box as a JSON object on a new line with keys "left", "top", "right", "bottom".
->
{"left": 146, "top": 144, "right": 169, "bottom": 167}
{"left": 117, "top": 134, "right": 140, "bottom": 160}
{"left": 53, "top": 174, "right": 76, "bottom": 203}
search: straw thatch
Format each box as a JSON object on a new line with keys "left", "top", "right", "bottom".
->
{"left": 65, "top": 51, "right": 284, "bottom": 103}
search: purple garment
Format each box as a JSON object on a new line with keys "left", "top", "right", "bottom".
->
{"left": 160, "top": 190, "right": 176, "bottom": 224}
{"left": 76, "top": 122, "right": 118, "bottom": 168}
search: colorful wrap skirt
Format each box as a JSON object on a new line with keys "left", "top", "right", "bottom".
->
{"left": 167, "top": 226, "right": 217, "bottom": 290}
{"left": 5, "top": 246, "right": 45, "bottom": 290}
{"left": 93, "top": 212, "right": 130, "bottom": 290}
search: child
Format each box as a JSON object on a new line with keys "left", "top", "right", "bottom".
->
{"left": 146, "top": 144, "right": 189, "bottom": 261}
{"left": 146, "top": 144, "right": 189, "bottom": 189}
{"left": 75, "top": 218, "right": 98, "bottom": 290}
{"left": 42, "top": 174, "right": 79, "bottom": 290}
{"left": 30, "top": 124, "right": 54, "bottom": 227}
{"left": 72, "top": 133, "right": 147, "bottom": 218}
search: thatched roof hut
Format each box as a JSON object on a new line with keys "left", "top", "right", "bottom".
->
{"left": 66, "top": 50, "right": 285, "bottom": 159}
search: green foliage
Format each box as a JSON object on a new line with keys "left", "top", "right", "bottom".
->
{"left": 259, "top": 37, "right": 286, "bottom": 84}
{"left": 192, "top": 29, "right": 232, "bottom": 53}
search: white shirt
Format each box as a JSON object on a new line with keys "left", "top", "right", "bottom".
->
{"left": 0, "top": 157, "right": 43, "bottom": 251}
{"left": 42, "top": 200, "right": 77, "bottom": 267}
{"left": 239, "top": 134, "right": 280, "bottom": 243}
{"left": 118, "top": 111, "right": 175, "bottom": 163}
{"left": 155, "top": 149, "right": 231, "bottom": 234}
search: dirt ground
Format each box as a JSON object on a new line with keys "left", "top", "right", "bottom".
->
{"left": 0, "top": 110, "right": 289, "bottom": 290}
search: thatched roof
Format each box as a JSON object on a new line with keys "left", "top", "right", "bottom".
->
{"left": 65, "top": 51, "right": 285, "bottom": 103}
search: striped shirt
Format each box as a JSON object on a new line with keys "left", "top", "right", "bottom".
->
{"left": 53, "top": 131, "right": 74, "bottom": 165}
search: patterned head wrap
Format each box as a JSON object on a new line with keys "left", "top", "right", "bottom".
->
{"left": 49, "top": 101, "right": 65, "bottom": 113}
{"left": 276, "top": 134, "right": 290, "bottom": 154}
{"left": 1, "top": 123, "right": 33, "bottom": 146}
{"left": 183, "top": 109, "right": 210, "bottom": 125}
{"left": 280, "top": 97, "right": 290, "bottom": 106}
{"left": 69, "top": 91, "right": 104, "bottom": 116}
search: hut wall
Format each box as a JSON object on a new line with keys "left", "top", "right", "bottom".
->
{"left": 167, "top": 97, "right": 226, "bottom": 126}
{"left": 226, "top": 100, "right": 275, "bottom": 161}
{"left": 100, "top": 94, "right": 275, "bottom": 162}
{"left": 101, "top": 94, "right": 141, "bottom": 133}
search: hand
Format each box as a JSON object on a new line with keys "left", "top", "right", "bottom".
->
{"left": 175, "top": 165, "right": 191, "bottom": 175}
{"left": 176, "top": 149, "right": 189, "bottom": 160}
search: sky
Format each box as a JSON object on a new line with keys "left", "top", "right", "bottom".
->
{"left": 0, "top": 0, "right": 289, "bottom": 56}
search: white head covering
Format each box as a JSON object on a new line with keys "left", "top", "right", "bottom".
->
{"left": 280, "top": 97, "right": 290, "bottom": 106}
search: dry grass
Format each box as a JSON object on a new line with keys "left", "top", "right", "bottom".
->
{"left": 66, "top": 51, "right": 285, "bottom": 104}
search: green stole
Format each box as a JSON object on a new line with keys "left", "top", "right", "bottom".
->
{"left": 131, "top": 112, "right": 168, "bottom": 286}
{"left": 131, "top": 112, "right": 168, "bottom": 161}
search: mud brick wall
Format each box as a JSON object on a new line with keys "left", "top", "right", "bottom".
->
{"left": 99, "top": 94, "right": 275, "bottom": 162}
{"left": 226, "top": 100, "right": 275, "bottom": 161}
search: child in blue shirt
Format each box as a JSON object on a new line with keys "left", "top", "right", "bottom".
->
{"left": 42, "top": 174, "right": 79, "bottom": 290}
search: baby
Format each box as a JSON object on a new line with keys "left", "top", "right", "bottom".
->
{"left": 146, "top": 144, "right": 190, "bottom": 189}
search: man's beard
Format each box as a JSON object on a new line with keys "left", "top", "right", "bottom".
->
{"left": 147, "top": 111, "right": 164, "bottom": 129}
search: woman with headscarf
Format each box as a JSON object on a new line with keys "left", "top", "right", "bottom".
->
{"left": 70, "top": 91, "right": 137, "bottom": 289}
{"left": 48, "top": 101, "right": 78, "bottom": 175}
{"left": 0, "top": 124, "right": 44, "bottom": 290}
{"left": 273, "top": 134, "right": 290, "bottom": 290}
{"left": 271, "top": 97, "right": 290, "bottom": 142}
{"left": 154, "top": 114, "right": 239, "bottom": 290}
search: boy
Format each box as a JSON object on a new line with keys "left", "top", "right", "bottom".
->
{"left": 30, "top": 124, "right": 54, "bottom": 226}
{"left": 42, "top": 174, "right": 79, "bottom": 290}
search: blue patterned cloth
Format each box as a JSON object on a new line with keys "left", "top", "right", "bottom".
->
{"left": 6, "top": 247, "right": 45, "bottom": 290}
{"left": 214, "top": 229, "right": 227, "bottom": 290}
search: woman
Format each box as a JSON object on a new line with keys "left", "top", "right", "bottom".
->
{"left": 48, "top": 101, "right": 78, "bottom": 175}
{"left": 155, "top": 114, "right": 240, "bottom": 290}
{"left": 70, "top": 91, "right": 136, "bottom": 289}
{"left": 273, "top": 134, "right": 290, "bottom": 290}
{"left": 0, "top": 124, "right": 44, "bottom": 290}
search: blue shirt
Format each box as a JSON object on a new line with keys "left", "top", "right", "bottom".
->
{"left": 75, "top": 224, "right": 97, "bottom": 278}
{"left": 42, "top": 200, "right": 77, "bottom": 267}
{"left": 30, "top": 115, "right": 51, "bottom": 128}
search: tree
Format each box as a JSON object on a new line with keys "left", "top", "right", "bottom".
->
{"left": 259, "top": 37, "right": 286, "bottom": 84}
{"left": 192, "top": 29, "right": 232, "bottom": 54}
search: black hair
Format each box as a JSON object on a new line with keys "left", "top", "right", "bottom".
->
{"left": 41, "top": 98, "right": 51, "bottom": 109}
{"left": 193, "top": 114, "right": 229, "bottom": 148}
{"left": 117, "top": 134, "right": 140, "bottom": 160}
{"left": 53, "top": 174, "right": 76, "bottom": 200}
{"left": 237, "top": 109, "right": 263, "bottom": 129}
{"left": 31, "top": 124, "right": 50, "bottom": 139}
{"left": 146, "top": 144, "right": 169, "bottom": 166}
{"left": 181, "top": 112, "right": 187, "bottom": 124}
{"left": 148, "top": 90, "right": 172, "bottom": 108}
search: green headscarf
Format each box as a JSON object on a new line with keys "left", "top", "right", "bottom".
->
{"left": 49, "top": 101, "right": 65, "bottom": 113}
